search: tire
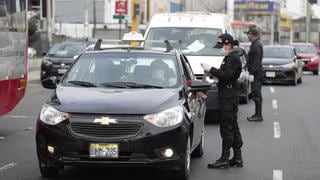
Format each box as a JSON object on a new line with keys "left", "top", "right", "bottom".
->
{"left": 313, "top": 69, "right": 319, "bottom": 75}
{"left": 205, "top": 111, "right": 220, "bottom": 124}
{"left": 239, "top": 82, "right": 249, "bottom": 104}
{"left": 290, "top": 73, "right": 297, "bottom": 86}
{"left": 39, "top": 160, "right": 60, "bottom": 178}
{"left": 192, "top": 126, "right": 204, "bottom": 158}
{"left": 298, "top": 77, "right": 302, "bottom": 84}
{"left": 175, "top": 137, "right": 191, "bottom": 180}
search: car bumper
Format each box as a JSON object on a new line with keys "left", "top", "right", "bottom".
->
{"left": 303, "top": 61, "right": 319, "bottom": 71}
{"left": 36, "top": 119, "right": 188, "bottom": 170}
{"left": 263, "top": 68, "right": 296, "bottom": 83}
{"left": 41, "top": 63, "right": 70, "bottom": 80}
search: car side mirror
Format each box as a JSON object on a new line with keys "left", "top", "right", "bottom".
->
{"left": 188, "top": 80, "right": 211, "bottom": 92}
{"left": 41, "top": 76, "right": 57, "bottom": 89}
{"left": 42, "top": 52, "right": 47, "bottom": 56}
{"left": 73, "top": 55, "right": 79, "bottom": 60}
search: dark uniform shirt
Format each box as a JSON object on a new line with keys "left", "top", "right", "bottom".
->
{"left": 209, "top": 51, "right": 242, "bottom": 99}
{"left": 247, "top": 38, "right": 263, "bottom": 75}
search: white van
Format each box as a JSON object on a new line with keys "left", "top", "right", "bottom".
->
{"left": 144, "top": 12, "right": 242, "bottom": 113}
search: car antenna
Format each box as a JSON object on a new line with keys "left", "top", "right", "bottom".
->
{"left": 164, "top": 40, "right": 173, "bottom": 52}
{"left": 94, "top": 39, "right": 102, "bottom": 50}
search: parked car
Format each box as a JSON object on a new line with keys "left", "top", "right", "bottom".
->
{"left": 291, "top": 43, "right": 320, "bottom": 75}
{"left": 41, "top": 42, "right": 86, "bottom": 88}
{"left": 144, "top": 12, "right": 251, "bottom": 115}
{"left": 262, "top": 45, "right": 303, "bottom": 85}
{"left": 36, "top": 37, "right": 210, "bottom": 180}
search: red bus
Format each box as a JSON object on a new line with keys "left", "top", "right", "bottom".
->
{"left": 231, "top": 20, "right": 257, "bottom": 43}
{"left": 0, "top": 0, "right": 28, "bottom": 116}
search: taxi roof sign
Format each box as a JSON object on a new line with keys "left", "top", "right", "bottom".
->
{"left": 122, "top": 32, "right": 144, "bottom": 42}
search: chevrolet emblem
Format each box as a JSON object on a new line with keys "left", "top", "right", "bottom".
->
{"left": 94, "top": 117, "right": 117, "bottom": 125}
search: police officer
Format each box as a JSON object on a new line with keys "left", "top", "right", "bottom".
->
{"left": 201, "top": 33, "right": 243, "bottom": 169}
{"left": 245, "top": 27, "right": 264, "bottom": 121}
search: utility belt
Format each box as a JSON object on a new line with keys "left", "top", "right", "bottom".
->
{"left": 217, "top": 82, "right": 239, "bottom": 90}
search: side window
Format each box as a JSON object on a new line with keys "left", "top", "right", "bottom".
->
{"left": 180, "top": 54, "right": 195, "bottom": 80}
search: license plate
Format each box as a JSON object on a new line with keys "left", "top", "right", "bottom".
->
{"left": 58, "top": 69, "right": 67, "bottom": 74}
{"left": 266, "top": 71, "right": 276, "bottom": 78}
{"left": 89, "top": 143, "right": 118, "bottom": 158}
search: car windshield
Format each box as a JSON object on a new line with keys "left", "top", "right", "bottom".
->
{"left": 62, "top": 53, "right": 180, "bottom": 88}
{"left": 145, "top": 28, "right": 224, "bottom": 56}
{"left": 48, "top": 43, "right": 85, "bottom": 58}
{"left": 264, "top": 47, "right": 294, "bottom": 59}
{"left": 292, "top": 45, "right": 315, "bottom": 54}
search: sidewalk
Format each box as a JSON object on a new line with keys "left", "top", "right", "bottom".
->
{"left": 27, "top": 57, "right": 42, "bottom": 83}
{"left": 28, "top": 57, "right": 42, "bottom": 72}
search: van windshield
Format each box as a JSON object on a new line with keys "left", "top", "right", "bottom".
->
{"left": 145, "top": 28, "right": 224, "bottom": 56}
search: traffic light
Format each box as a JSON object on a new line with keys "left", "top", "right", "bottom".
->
{"left": 308, "top": 0, "right": 317, "bottom": 4}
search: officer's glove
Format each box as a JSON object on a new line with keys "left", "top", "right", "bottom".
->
{"left": 201, "top": 63, "right": 212, "bottom": 73}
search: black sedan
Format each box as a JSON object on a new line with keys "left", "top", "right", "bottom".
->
{"left": 41, "top": 42, "right": 86, "bottom": 88}
{"left": 262, "top": 45, "right": 303, "bottom": 85}
{"left": 36, "top": 46, "right": 210, "bottom": 180}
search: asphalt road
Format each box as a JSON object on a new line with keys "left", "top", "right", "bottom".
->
{"left": 1, "top": 71, "right": 320, "bottom": 180}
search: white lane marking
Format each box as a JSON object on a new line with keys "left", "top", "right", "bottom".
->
{"left": 274, "top": 122, "right": 281, "bottom": 139}
{"left": 273, "top": 170, "right": 283, "bottom": 180}
{"left": 6, "top": 115, "right": 29, "bottom": 119}
{"left": 0, "top": 137, "right": 4, "bottom": 140}
{"left": 0, "top": 162, "right": 18, "bottom": 172}
{"left": 270, "top": 87, "right": 275, "bottom": 93}
{"left": 272, "top": 99, "right": 278, "bottom": 109}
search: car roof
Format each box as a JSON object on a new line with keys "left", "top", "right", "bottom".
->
{"left": 264, "top": 45, "right": 294, "bottom": 49}
{"left": 290, "top": 43, "right": 314, "bottom": 46}
{"left": 83, "top": 47, "right": 177, "bottom": 56}
{"left": 148, "top": 12, "right": 229, "bottom": 29}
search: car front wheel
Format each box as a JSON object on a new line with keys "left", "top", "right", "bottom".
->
{"left": 192, "top": 127, "right": 204, "bottom": 158}
{"left": 175, "top": 137, "right": 191, "bottom": 180}
{"left": 38, "top": 160, "right": 61, "bottom": 178}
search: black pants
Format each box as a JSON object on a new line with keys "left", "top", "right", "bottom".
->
{"left": 251, "top": 70, "right": 263, "bottom": 101}
{"left": 219, "top": 98, "right": 243, "bottom": 151}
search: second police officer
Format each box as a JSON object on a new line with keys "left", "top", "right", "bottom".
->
{"left": 201, "top": 32, "right": 243, "bottom": 169}
{"left": 245, "top": 27, "right": 264, "bottom": 121}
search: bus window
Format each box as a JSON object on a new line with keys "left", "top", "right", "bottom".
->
{"left": 0, "top": 0, "right": 27, "bottom": 116}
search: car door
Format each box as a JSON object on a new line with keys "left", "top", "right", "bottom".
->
{"left": 180, "top": 54, "right": 205, "bottom": 149}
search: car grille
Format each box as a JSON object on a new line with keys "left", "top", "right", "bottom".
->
{"left": 69, "top": 122, "right": 143, "bottom": 139}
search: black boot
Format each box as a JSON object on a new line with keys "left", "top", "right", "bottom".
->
{"left": 208, "top": 150, "right": 230, "bottom": 169}
{"left": 247, "top": 99, "right": 263, "bottom": 121}
{"left": 229, "top": 149, "right": 243, "bottom": 167}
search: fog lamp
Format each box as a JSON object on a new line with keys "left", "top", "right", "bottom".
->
{"left": 162, "top": 148, "right": 174, "bottom": 158}
{"left": 48, "top": 145, "right": 55, "bottom": 154}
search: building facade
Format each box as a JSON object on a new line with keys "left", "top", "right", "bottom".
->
{"left": 54, "top": 0, "right": 185, "bottom": 38}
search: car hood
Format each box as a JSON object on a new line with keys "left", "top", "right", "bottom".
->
{"left": 262, "top": 58, "right": 292, "bottom": 65}
{"left": 186, "top": 55, "right": 224, "bottom": 74}
{"left": 46, "top": 57, "right": 75, "bottom": 64}
{"left": 50, "top": 86, "right": 182, "bottom": 114}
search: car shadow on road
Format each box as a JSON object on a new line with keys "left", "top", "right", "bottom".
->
{"left": 44, "top": 166, "right": 177, "bottom": 180}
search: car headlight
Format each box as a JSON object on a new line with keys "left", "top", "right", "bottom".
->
{"left": 43, "top": 59, "right": 52, "bottom": 66}
{"left": 311, "top": 57, "right": 315, "bottom": 62}
{"left": 40, "top": 104, "right": 69, "bottom": 125}
{"left": 281, "top": 62, "right": 295, "bottom": 69}
{"left": 144, "top": 106, "right": 184, "bottom": 127}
